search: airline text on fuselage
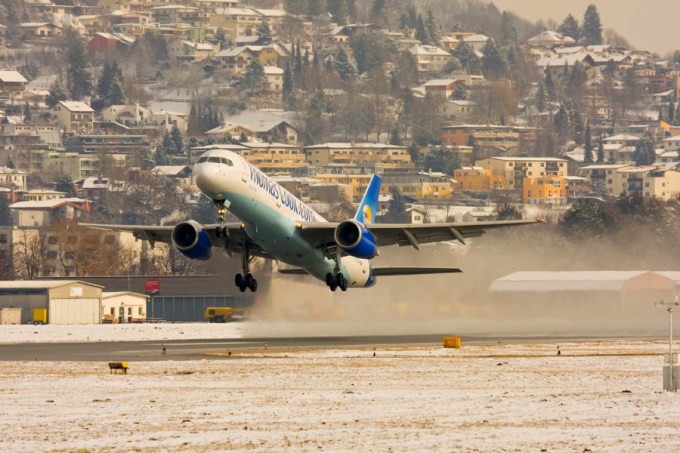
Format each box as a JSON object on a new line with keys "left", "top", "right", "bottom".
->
{"left": 247, "top": 163, "right": 318, "bottom": 222}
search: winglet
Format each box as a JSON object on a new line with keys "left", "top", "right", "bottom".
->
{"left": 355, "top": 174, "right": 382, "bottom": 224}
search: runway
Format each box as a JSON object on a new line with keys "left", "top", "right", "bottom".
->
{"left": 0, "top": 334, "right": 618, "bottom": 361}
{"left": 0, "top": 334, "right": 451, "bottom": 361}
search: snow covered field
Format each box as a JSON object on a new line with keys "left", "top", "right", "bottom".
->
{"left": 2, "top": 340, "right": 680, "bottom": 452}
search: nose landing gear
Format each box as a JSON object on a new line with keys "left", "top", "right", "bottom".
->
{"left": 326, "top": 272, "right": 348, "bottom": 292}
{"left": 214, "top": 200, "right": 228, "bottom": 238}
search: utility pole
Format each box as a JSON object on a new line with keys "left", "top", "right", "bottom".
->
{"left": 657, "top": 297, "right": 679, "bottom": 391}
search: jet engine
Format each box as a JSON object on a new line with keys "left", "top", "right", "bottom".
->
{"left": 333, "top": 219, "right": 378, "bottom": 259}
{"left": 172, "top": 220, "right": 212, "bottom": 261}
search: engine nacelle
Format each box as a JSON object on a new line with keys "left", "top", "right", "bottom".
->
{"left": 334, "top": 219, "right": 378, "bottom": 259}
{"left": 172, "top": 220, "right": 212, "bottom": 261}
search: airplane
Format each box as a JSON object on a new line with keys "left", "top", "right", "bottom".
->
{"left": 82, "top": 149, "right": 539, "bottom": 292}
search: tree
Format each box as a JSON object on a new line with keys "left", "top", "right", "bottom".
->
{"left": 535, "top": 83, "right": 546, "bottom": 112}
{"left": 62, "top": 27, "right": 92, "bottom": 100}
{"left": 557, "top": 14, "right": 581, "bottom": 41}
{"left": 500, "top": 11, "right": 518, "bottom": 45}
{"left": 481, "top": 39, "right": 506, "bottom": 80}
{"left": 334, "top": 48, "right": 354, "bottom": 82}
{"left": 425, "top": 10, "right": 441, "bottom": 45}
{"left": 452, "top": 42, "right": 481, "bottom": 75}
{"left": 46, "top": 83, "right": 68, "bottom": 109}
{"left": 282, "top": 62, "right": 294, "bottom": 109}
{"left": 497, "top": 204, "right": 522, "bottom": 220}
{"left": 583, "top": 120, "right": 594, "bottom": 163}
{"left": 582, "top": 4, "right": 603, "bottom": 45}
{"left": 633, "top": 135, "right": 656, "bottom": 166}
{"left": 559, "top": 199, "right": 617, "bottom": 238}
{"left": 170, "top": 125, "right": 184, "bottom": 156}
{"left": 0, "top": 197, "right": 10, "bottom": 226}
{"left": 240, "top": 59, "right": 266, "bottom": 94}
{"left": 256, "top": 21, "right": 272, "bottom": 45}
{"left": 55, "top": 173, "right": 76, "bottom": 197}
{"left": 596, "top": 136, "right": 605, "bottom": 162}
{"left": 215, "top": 28, "right": 229, "bottom": 48}
{"left": 415, "top": 14, "right": 429, "bottom": 45}
{"left": 96, "top": 61, "right": 125, "bottom": 109}
{"left": 452, "top": 85, "right": 468, "bottom": 101}
{"left": 13, "top": 231, "right": 45, "bottom": 280}
{"left": 383, "top": 187, "right": 409, "bottom": 223}
{"left": 423, "top": 146, "right": 460, "bottom": 175}
{"left": 389, "top": 127, "right": 402, "bottom": 146}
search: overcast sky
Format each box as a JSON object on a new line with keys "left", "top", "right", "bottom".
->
{"left": 491, "top": 0, "right": 680, "bottom": 56}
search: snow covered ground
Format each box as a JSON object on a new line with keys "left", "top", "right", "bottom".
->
{"left": 2, "top": 340, "right": 680, "bottom": 452}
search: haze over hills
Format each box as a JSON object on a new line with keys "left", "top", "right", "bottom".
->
{"left": 493, "top": 0, "right": 679, "bottom": 56}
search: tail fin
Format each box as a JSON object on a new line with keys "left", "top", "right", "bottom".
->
{"left": 355, "top": 174, "right": 382, "bottom": 224}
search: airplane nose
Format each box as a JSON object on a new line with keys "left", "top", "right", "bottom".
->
{"left": 193, "top": 164, "right": 225, "bottom": 197}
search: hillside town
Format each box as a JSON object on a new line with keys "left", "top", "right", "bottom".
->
{"left": 1, "top": 0, "right": 680, "bottom": 280}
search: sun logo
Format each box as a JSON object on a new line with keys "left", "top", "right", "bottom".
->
{"left": 363, "top": 204, "right": 373, "bottom": 224}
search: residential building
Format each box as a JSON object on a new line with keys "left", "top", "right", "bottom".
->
{"left": 263, "top": 66, "right": 284, "bottom": 93}
{"left": 9, "top": 198, "right": 91, "bottom": 228}
{"left": 409, "top": 45, "right": 454, "bottom": 73}
{"left": 206, "top": 111, "right": 299, "bottom": 144}
{"left": 526, "top": 31, "right": 577, "bottom": 48}
{"left": 191, "top": 143, "right": 307, "bottom": 174}
{"left": 54, "top": 101, "right": 95, "bottom": 134}
{"left": 441, "top": 125, "right": 536, "bottom": 153}
{"left": 0, "top": 71, "right": 28, "bottom": 104}
{"left": 454, "top": 166, "right": 497, "bottom": 191}
{"left": 304, "top": 143, "right": 411, "bottom": 167}
{"left": 523, "top": 176, "right": 567, "bottom": 205}
{"left": 476, "top": 157, "right": 569, "bottom": 190}
{"left": 0, "top": 167, "right": 27, "bottom": 190}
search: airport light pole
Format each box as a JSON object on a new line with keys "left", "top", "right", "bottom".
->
{"left": 657, "top": 297, "right": 679, "bottom": 391}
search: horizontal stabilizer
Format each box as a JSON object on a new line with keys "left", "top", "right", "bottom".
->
{"left": 279, "top": 267, "right": 462, "bottom": 276}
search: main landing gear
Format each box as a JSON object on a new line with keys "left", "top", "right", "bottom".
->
{"left": 235, "top": 245, "right": 257, "bottom": 292}
{"left": 326, "top": 272, "right": 348, "bottom": 292}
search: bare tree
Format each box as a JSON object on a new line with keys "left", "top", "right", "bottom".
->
{"left": 13, "top": 230, "right": 45, "bottom": 280}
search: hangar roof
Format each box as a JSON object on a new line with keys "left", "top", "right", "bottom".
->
{"left": 489, "top": 271, "right": 680, "bottom": 293}
{"left": 0, "top": 280, "right": 104, "bottom": 290}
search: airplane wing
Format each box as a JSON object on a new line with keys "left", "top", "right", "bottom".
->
{"left": 279, "top": 267, "right": 462, "bottom": 276}
{"left": 78, "top": 223, "right": 274, "bottom": 259}
{"left": 298, "top": 219, "right": 540, "bottom": 250}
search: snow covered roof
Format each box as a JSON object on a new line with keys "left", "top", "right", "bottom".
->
{"left": 9, "top": 198, "right": 89, "bottom": 210}
{"left": 462, "top": 34, "right": 489, "bottom": 43}
{"left": 0, "top": 280, "right": 103, "bottom": 290}
{"left": 604, "top": 134, "right": 640, "bottom": 142}
{"left": 527, "top": 31, "right": 576, "bottom": 46}
{"left": 58, "top": 101, "right": 94, "bottom": 112}
{"left": 490, "top": 271, "right": 680, "bottom": 293}
{"left": 423, "top": 79, "right": 457, "bottom": 87}
{"left": 263, "top": 66, "right": 284, "bottom": 75}
{"left": 0, "top": 71, "right": 28, "bottom": 83}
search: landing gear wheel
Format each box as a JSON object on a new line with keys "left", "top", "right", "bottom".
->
{"left": 245, "top": 273, "right": 257, "bottom": 292}
{"left": 329, "top": 282, "right": 337, "bottom": 292}
{"left": 326, "top": 273, "right": 334, "bottom": 286}
{"left": 336, "top": 273, "right": 348, "bottom": 292}
{"left": 235, "top": 273, "right": 248, "bottom": 292}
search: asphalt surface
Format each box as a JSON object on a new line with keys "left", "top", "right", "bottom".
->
{"left": 0, "top": 334, "right": 462, "bottom": 362}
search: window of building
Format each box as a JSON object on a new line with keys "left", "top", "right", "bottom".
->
{"left": 0, "top": 234, "right": 6, "bottom": 244}
{"left": 110, "top": 307, "right": 115, "bottom": 315}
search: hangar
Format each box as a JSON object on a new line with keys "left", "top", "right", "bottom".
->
{"left": 0, "top": 280, "right": 103, "bottom": 325}
{"left": 488, "top": 271, "right": 680, "bottom": 335}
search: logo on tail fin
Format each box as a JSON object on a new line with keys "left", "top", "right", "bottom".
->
{"left": 355, "top": 174, "right": 381, "bottom": 225}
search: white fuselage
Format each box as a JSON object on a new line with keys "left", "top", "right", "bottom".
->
{"left": 192, "top": 150, "right": 374, "bottom": 288}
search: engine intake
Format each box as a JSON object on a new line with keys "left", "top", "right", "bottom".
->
{"left": 172, "top": 220, "right": 212, "bottom": 261}
{"left": 334, "top": 219, "right": 378, "bottom": 259}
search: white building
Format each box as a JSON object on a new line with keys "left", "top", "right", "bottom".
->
{"left": 101, "top": 292, "right": 148, "bottom": 323}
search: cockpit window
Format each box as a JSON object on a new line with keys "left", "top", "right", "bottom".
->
{"left": 198, "top": 155, "right": 234, "bottom": 166}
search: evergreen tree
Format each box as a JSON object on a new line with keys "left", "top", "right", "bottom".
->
{"left": 633, "top": 135, "right": 656, "bottom": 166}
{"left": 155, "top": 139, "right": 169, "bottom": 166}
{"left": 97, "top": 61, "right": 115, "bottom": 100}
{"left": 425, "top": 10, "right": 440, "bottom": 45}
{"left": 294, "top": 43, "right": 303, "bottom": 79}
{"left": 46, "top": 83, "right": 68, "bottom": 108}
{"left": 240, "top": 59, "right": 266, "bottom": 94}
{"left": 544, "top": 69, "right": 555, "bottom": 101}
{"left": 306, "top": 0, "right": 323, "bottom": 16}
{"left": 452, "top": 42, "right": 481, "bottom": 75}
{"left": 55, "top": 173, "right": 76, "bottom": 197}
{"left": 535, "top": 83, "right": 546, "bottom": 111}
{"left": 415, "top": 14, "right": 429, "bottom": 44}
{"left": 596, "top": 135, "right": 605, "bottom": 162}
{"left": 282, "top": 62, "right": 294, "bottom": 109}
{"left": 327, "top": 0, "right": 348, "bottom": 24}
{"left": 370, "top": 0, "right": 385, "bottom": 24}
{"left": 389, "top": 127, "right": 402, "bottom": 146}
{"left": 384, "top": 187, "right": 409, "bottom": 223}
{"left": 215, "top": 28, "right": 228, "bottom": 48}
{"left": 62, "top": 27, "right": 92, "bottom": 100}
{"left": 256, "top": 22, "right": 272, "bottom": 45}
{"left": 669, "top": 101, "right": 675, "bottom": 124}
{"left": 500, "top": 11, "right": 518, "bottom": 45}
{"left": 481, "top": 38, "right": 506, "bottom": 80}
{"left": 557, "top": 14, "right": 581, "bottom": 41}
{"left": 23, "top": 103, "right": 32, "bottom": 121}
{"left": 584, "top": 120, "right": 593, "bottom": 163}
{"left": 170, "top": 125, "right": 184, "bottom": 155}
{"left": 188, "top": 103, "right": 199, "bottom": 136}
{"left": 334, "top": 48, "right": 354, "bottom": 82}
{"left": 582, "top": 4, "right": 603, "bottom": 45}
{"left": 0, "top": 196, "right": 10, "bottom": 226}
{"left": 452, "top": 85, "right": 468, "bottom": 100}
